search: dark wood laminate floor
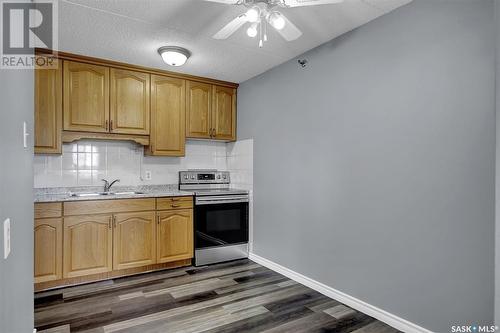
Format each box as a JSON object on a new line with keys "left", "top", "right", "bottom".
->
{"left": 35, "top": 259, "right": 401, "bottom": 333}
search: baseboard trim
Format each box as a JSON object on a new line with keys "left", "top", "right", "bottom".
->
{"left": 249, "top": 252, "right": 433, "bottom": 333}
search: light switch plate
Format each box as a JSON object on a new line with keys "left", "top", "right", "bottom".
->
{"left": 4, "top": 218, "right": 11, "bottom": 259}
{"left": 23, "top": 122, "right": 29, "bottom": 148}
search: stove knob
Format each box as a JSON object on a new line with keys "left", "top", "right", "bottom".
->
{"left": 217, "top": 175, "right": 221, "bottom": 179}
{"left": 222, "top": 175, "right": 227, "bottom": 179}
{"left": 184, "top": 175, "right": 188, "bottom": 179}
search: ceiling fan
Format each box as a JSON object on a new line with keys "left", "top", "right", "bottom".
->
{"left": 205, "top": 0, "right": 344, "bottom": 47}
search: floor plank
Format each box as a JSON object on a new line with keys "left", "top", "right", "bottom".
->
{"left": 35, "top": 259, "right": 401, "bottom": 333}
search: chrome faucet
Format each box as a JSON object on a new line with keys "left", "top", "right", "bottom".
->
{"left": 102, "top": 179, "right": 120, "bottom": 193}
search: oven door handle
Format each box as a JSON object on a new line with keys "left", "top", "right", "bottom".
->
{"left": 196, "top": 195, "right": 249, "bottom": 205}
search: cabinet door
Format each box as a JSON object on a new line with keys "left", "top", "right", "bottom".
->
{"left": 212, "top": 85, "right": 236, "bottom": 141}
{"left": 157, "top": 209, "right": 193, "bottom": 263}
{"left": 35, "top": 60, "right": 62, "bottom": 154}
{"left": 63, "top": 61, "right": 109, "bottom": 133}
{"left": 149, "top": 75, "right": 186, "bottom": 156}
{"left": 63, "top": 214, "right": 113, "bottom": 278}
{"left": 34, "top": 218, "right": 62, "bottom": 283}
{"left": 113, "top": 211, "right": 156, "bottom": 270}
{"left": 186, "top": 81, "right": 212, "bottom": 139}
{"left": 110, "top": 69, "right": 150, "bottom": 135}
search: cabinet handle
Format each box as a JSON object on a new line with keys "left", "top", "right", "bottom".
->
{"left": 113, "top": 216, "right": 116, "bottom": 228}
{"left": 108, "top": 217, "right": 112, "bottom": 229}
{"left": 110, "top": 120, "right": 113, "bottom": 131}
{"left": 105, "top": 120, "right": 109, "bottom": 131}
{"left": 157, "top": 215, "right": 160, "bottom": 224}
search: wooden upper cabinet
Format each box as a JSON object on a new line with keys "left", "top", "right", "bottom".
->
{"left": 113, "top": 211, "right": 156, "bottom": 270}
{"left": 34, "top": 218, "right": 62, "bottom": 283}
{"left": 212, "top": 85, "right": 236, "bottom": 141}
{"left": 63, "top": 214, "right": 113, "bottom": 278}
{"left": 157, "top": 209, "right": 193, "bottom": 263}
{"left": 35, "top": 61, "right": 62, "bottom": 154}
{"left": 63, "top": 61, "right": 109, "bottom": 133}
{"left": 110, "top": 69, "right": 150, "bottom": 135}
{"left": 186, "top": 81, "right": 212, "bottom": 139}
{"left": 148, "top": 75, "right": 186, "bottom": 156}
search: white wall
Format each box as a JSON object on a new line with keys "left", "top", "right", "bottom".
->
{"left": 34, "top": 140, "right": 228, "bottom": 188}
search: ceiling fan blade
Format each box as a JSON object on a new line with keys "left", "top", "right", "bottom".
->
{"left": 213, "top": 14, "right": 248, "bottom": 39}
{"left": 202, "top": 0, "right": 240, "bottom": 4}
{"left": 280, "top": 0, "right": 344, "bottom": 7}
{"left": 275, "top": 14, "right": 302, "bottom": 41}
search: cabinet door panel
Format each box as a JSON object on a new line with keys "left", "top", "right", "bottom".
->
{"left": 113, "top": 211, "right": 156, "bottom": 270}
{"left": 149, "top": 75, "right": 185, "bottom": 156}
{"left": 212, "top": 86, "right": 236, "bottom": 141}
{"left": 110, "top": 69, "right": 150, "bottom": 135}
{"left": 157, "top": 209, "right": 193, "bottom": 263}
{"left": 63, "top": 214, "right": 113, "bottom": 278}
{"left": 63, "top": 61, "right": 109, "bottom": 132}
{"left": 34, "top": 218, "right": 62, "bottom": 283}
{"left": 35, "top": 60, "right": 62, "bottom": 153}
{"left": 186, "top": 81, "right": 212, "bottom": 139}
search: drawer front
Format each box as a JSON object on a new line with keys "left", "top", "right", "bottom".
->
{"left": 64, "top": 198, "right": 155, "bottom": 216}
{"left": 35, "top": 202, "right": 63, "bottom": 219}
{"left": 157, "top": 196, "right": 193, "bottom": 210}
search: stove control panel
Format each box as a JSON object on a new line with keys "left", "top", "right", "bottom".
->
{"left": 179, "top": 170, "right": 230, "bottom": 184}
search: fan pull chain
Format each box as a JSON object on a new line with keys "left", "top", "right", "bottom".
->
{"left": 259, "top": 20, "right": 263, "bottom": 48}
{"left": 264, "top": 19, "right": 268, "bottom": 42}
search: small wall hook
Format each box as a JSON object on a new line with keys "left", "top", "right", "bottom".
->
{"left": 298, "top": 59, "right": 308, "bottom": 68}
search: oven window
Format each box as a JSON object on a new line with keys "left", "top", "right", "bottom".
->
{"left": 195, "top": 202, "right": 248, "bottom": 249}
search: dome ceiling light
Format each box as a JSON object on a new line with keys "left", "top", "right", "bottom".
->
{"left": 158, "top": 46, "right": 191, "bottom": 67}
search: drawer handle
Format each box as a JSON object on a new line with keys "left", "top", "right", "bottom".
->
{"left": 171, "top": 204, "right": 180, "bottom": 208}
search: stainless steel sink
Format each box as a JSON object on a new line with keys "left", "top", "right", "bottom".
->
{"left": 70, "top": 192, "right": 111, "bottom": 197}
{"left": 70, "top": 191, "right": 144, "bottom": 197}
{"left": 113, "top": 191, "right": 144, "bottom": 195}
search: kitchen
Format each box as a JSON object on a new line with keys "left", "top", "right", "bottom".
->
{"left": 0, "top": 0, "right": 498, "bottom": 332}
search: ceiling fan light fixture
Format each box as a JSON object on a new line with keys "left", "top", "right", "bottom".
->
{"left": 268, "top": 11, "right": 286, "bottom": 30}
{"left": 246, "top": 6, "right": 260, "bottom": 23}
{"left": 158, "top": 46, "right": 191, "bottom": 66}
{"left": 246, "top": 22, "right": 258, "bottom": 37}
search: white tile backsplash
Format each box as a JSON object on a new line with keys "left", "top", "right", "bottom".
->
{"left": 34, "top": 140, "right": 231, "bottom": 188}
{"left": 227, "top": 138, "right": 254, "bottom": 252}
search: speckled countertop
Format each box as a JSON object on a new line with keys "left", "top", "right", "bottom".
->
{"left": 34, "top": 185, "right": 193, "bottom": 203}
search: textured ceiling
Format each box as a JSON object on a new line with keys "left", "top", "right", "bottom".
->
{"left": 57, "top": 0, "right": 412, "bottom": 83}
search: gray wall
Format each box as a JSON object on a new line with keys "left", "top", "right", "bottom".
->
{"left": 237, "top": 0, "right": 496, "bottom": 331}
{"left": 496, "top": 0, "right": 500, "bottom": 326}
{"left": 0, "top": 71, "right": 34, "bottom": 329}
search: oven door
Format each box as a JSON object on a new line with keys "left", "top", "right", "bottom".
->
{"left": 194, "top": 198, "right": 249, "bottom": 250}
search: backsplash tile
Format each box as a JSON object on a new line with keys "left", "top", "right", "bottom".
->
{"left": 34, "top": 140, "right": 230, "bottom": 188}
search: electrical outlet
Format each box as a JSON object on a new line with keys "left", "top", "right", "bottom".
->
{"left": 144, "top": 171, "right": 152, "bottom": 181}
{"left": 4, "top": 218, "right": 11, "bottom": 259}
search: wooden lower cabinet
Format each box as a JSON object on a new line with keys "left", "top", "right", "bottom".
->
{"left": 63, "top": 214, "right": 113, "bottom": 278}
{"left": 34, "top": 218, "right": 62, "bottom": 283}
{"left": 113, "top": 211, "right": 156, "bottom": 270}
{"left": 35, "top": 198, "right": 194, "bottom": 289}
{"left": 157, "top": 209, "right": 194, "bottom": 263}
